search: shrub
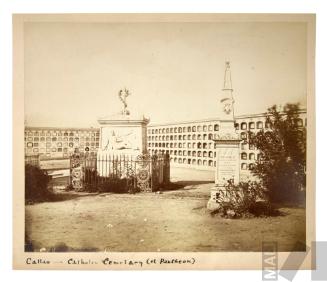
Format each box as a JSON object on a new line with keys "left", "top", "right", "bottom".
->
{"left": 25, "top": 164, "right": 52, "bottom": 203}
{"left": 215, "top": 180, "right": 275, "bottom": 218}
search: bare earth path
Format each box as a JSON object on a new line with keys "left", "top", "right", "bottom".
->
{"left": 26, "top": 168, "right": 305, "bottom": 252}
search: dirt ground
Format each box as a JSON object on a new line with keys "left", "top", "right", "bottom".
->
{"left": 25, "top": 168, "right": 305, "bottom": 252}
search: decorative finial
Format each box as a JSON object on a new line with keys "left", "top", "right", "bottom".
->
{"left": 118, "top": 88, "right": 131, "bottom": 115}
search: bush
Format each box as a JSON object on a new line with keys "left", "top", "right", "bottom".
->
{"left": 250, "top": 104, "right": 306, "bottom": 203}
{"left": 215, "top": 180, "right": 276, "bottom": 218}
{"left": 25, "top": 164, "right": 52, "bottom": 203}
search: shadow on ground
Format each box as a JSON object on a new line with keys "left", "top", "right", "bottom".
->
{"left": 25, "top": 191, "right": 100, "bottom": 205}
{"left": 173, "top": 180, "right": 214, "bottom": 186}
{"left": 162, "top": 180, "right": 213, "bottom": 191}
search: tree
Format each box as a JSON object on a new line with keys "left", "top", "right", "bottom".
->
{"left": 249, "top": 103, "right": 306, "bottom": 203}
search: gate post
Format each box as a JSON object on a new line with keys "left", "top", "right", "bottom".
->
{"left": 136, "top": 154, "right": 152, "bottom": 192}
{"left": 70, "top": 151, "right": 84, "bottom": 191}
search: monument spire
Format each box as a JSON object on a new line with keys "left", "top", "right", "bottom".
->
{"left": 223, "top": 61, "right": 233, "bottom": 91}
{"left": 219, "top": 61, "right": 235, "bottom": 120}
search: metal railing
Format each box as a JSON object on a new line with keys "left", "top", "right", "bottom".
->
{"left": 70, "top": 152, "right": 170, "bottom": 193}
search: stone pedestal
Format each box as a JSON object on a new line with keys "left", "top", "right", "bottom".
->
{"left": 97, "top": 112, "right": 149, "bottom": 176}
{"left": 98, "top": 113, "right": 149, "bottom": 153}
{"left": 207, "top": 136, "right": 241, "bottom": 210}
{"left": 214, "top": 139, "right": 241, "bottom": 185}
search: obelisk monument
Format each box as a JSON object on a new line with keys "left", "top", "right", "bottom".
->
{"left": 207, "top": 62, "right": 241, "bottom": 211}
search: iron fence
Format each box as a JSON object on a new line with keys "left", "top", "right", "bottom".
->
{"left": 70, "top": 152, "right": 170, "bottom": 193}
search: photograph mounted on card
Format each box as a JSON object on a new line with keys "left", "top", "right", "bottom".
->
{"left": 13, "top": 13, "right": 315, "bottom": 270}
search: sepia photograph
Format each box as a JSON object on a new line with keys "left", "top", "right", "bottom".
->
{"left": 13, "top": 13, "right": 315, "bottom": 270}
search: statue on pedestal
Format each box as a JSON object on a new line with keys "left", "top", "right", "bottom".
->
{"left": 98, "top": 88, "right": 149, "bottom": 155}
{"left": 118, "top": 88, "right": 131, "bottom": 115}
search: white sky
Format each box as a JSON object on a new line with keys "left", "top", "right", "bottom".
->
{"left": 24, "top": 21, "right": 307, "bottom": 127}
